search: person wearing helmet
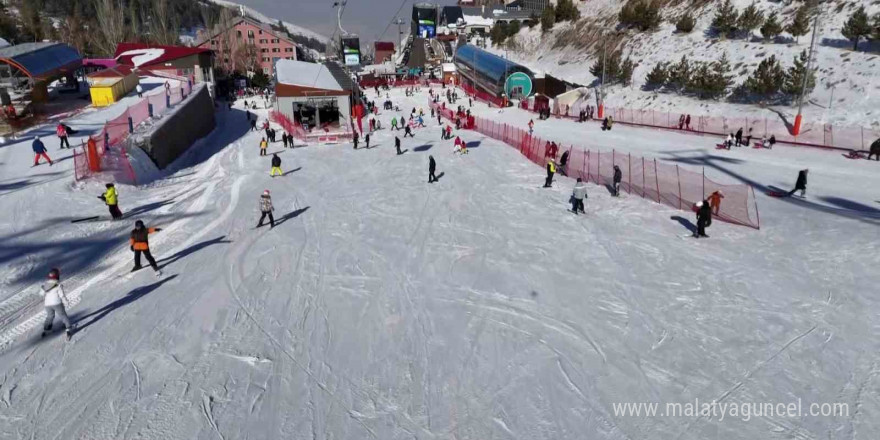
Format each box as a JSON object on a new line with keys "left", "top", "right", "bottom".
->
{"left": 130, "top": 220, "right": 163, "bottom": 274}
{"left": 613, "top": 165, "right": 623, "bottom": 197}
{"left": 56, "top": 123, "right": 70, "bottom": 149}
{"left": 694, "top": 200, "right": 712, "bottom": 238}
{"left": 572, "top": 178, "right": 587, "bottom": 214}
{"left": 37, "top": 268, "right": 73, "bottom": 340}
{"left": 32, "top": 136, "right": 53, "bottom": 166}
{"left": 98, "top": 183, "right": 123, "bottom": 219}
{"left": 257, "top": 190, "right": 275, "bottom": 228}
{"left": 543, "top": 159, "right": 556, "bottom": 188}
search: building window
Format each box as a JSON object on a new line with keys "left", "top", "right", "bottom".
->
{"left": 284, "top": 47, "right": 293, "bottom": 52}
{"left": 261, "top": 48, "right": 268, "bottom": 53}
{"left": 272, "top": 39, "right": 279, "bottom": 43}
{"left": 262, "top": 57, "right": 270, "bottom": 62}
{"left": 263, "top": 67, "right": 270, "bottom": 74}
{"left": 236, "top": 31, "right": 241, "bottom": 38}
{"left": 211, "top": 40, "right": 216, "bottom": 45}
{"left": 271, "top": 48, "right": 279, "bottom": 53}
{"left": 260, "top": 39, "right": 267, "bottom": 44}
{"left": 258, "top": 30, "right": 263, "bottom": 34}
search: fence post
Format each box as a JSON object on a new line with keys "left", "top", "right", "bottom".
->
{"left": 598, "top": 151, "right": 601, "bottom": 184}
{"left": 654, "top": 159, "right": 660, "bottom": 203}
{"left": 148, "top": 103, "right": 153, "bottom": 117}
{"left": 702, "top": 168, "right": 706, "bottom": 199}
{"left": 166, "top": 94, "right": 170, "bottom": 108}
{"left": 641, "top": 157, "right": 646, "bottom": 198}
{"left": 676, "top": 165, "right": 682, "bottom": 210}
{"left": 583, "top": 148, "right": 587, "bottom": 181}
{"left": 103, "top": 130, "right": 110, "bottom": 152}
{"left": 627, "top": 153, "right": 631, "bottom": 194}
{"left": 861, "top": 127, "right": 865, "bottom": 150}
{"left": 128, "top": 116, "right": 133, "bottom": 133}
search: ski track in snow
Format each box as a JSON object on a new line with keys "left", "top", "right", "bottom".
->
{"left": 0, "top": 87, "right": 878, "bottom": 439}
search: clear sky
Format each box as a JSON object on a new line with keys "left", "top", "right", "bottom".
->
{"left": 232, "top": 0, "right": 458, "bottom": 43}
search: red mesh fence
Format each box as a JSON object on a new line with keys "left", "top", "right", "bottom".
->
{"left": 460, "top": 83, "right": 505, "bottom": 108}
{"left": 431, "top": 100, "right": 760, "bottom": 229}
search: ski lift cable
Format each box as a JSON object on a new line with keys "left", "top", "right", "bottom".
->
{"left": 376, "top": 0, "right": 411, "bottom": 42}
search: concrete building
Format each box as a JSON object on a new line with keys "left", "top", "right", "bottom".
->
{"left": 197, "top": 16, "right": 299, "bottom": 76}
{"left": 274, "top": 59, "right": 351, "bottom": 133}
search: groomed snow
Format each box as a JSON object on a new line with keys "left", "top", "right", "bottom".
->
{"left": 0, "top": 86, "right": 877, "bottom": 439}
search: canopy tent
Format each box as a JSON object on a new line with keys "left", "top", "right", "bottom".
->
{"left": 553, "top": 87, "right": 592, "bottom": 116}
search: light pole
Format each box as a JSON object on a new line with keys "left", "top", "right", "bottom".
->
{"left": 793, "top": 8, "right": 820, "bottom": 137}
{"left": 598, "top": 39, "right": 606, "bottom": 119}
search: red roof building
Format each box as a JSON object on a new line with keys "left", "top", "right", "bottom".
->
{"left": 114, "top": 43, "right": 215, "bottom": 86}
{"left": 373, "top": 42, "right": 395, "bottom": 64}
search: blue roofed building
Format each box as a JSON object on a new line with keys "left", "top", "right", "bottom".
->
{"left": 0, "top": 42, "right": 83, "bottom": 103}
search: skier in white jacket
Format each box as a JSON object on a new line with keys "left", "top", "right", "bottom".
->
{"left": 572, "top": 178, "right": 587, "bottom": 214}
{"left": 38, "top": 268, "right": 73, "bottom": 339}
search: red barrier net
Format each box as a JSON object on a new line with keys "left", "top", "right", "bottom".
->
{"left": 74, "top": 80, "right": 195, "bottom": 183}
{"left": 431, "top": 100, "right": 760, "bottom": 229}
{"left": 269, "top": 110, "right": 354, "bottom": 144}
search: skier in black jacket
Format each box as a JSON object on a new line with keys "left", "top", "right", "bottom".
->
{"left": 734, "top": 128, "right": 743, "bottom": 147}
{"left": 788, "top": 169, "right": 808, "bottom": 197}
{"left": 395, "top": 136, "right": 402, "bottom": 155}
{"left": 868, "top": 138, "right": 880, "bottom": 161}
{"left": 694, "top": 200, "right": 712, "bottom": 238}
{"left": 353, "top": 132, "right": 359, "bottom": 149}
{"left": 559, "top": 150, "right": 570, "bottom": 176}
{"left": 428, "top": 155, "right": 437, "bottom": 183}
{"left": 613, "top": 165, "right": 623, "bottom": 196}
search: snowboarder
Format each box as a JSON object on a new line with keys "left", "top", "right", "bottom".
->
{"left": 544, "top": 160, "right": 556, "bottom": 188}
{"left": 560, "top": 150, "right": 569, "bottom": 176}
{"left": 257, "top": 190, "right": 275, "bottom": 228}
{"left": 612, "top": 165, "right": 622, "bottom": 196}
{"left": 353, "top": 132, "right": 359, "bottom": 150}
{"left": 708, "top": 190, "right": 724, "bottom": 215}
{"left": 735, "top": 128, "right": 743, "bottom": 147}
{"left": 32, "top": 136, "right": 53, "bottom": 166}
{"left": 56, "top": 123, "right": 70, "bottom": 149}
{"left": 270, "top": 153, "right": 283, "bottom": 177}
{"left": 869, "top": 138, "right": 880, "bottom": 161}
{"left": 404, "top": 125, "right": 415, "bottom": 138}
{"left": 98, "top": 183, "right": 124, "bottom": 220}
{"left": 788, "top": 169, "right": 808, "bottom": 197}
{"left": 694, "top": 200, "right": 712, "bottom": 238}
{"left": 428, "top": 155, "right": 437, "bottom": 183}
{"left": 259, "top": 138, "right": 268, "bottom": 156}
{"left": 37, "top": 268, "right": 73, "bottom": 340}
{"left": 130, "top": 220, "right": 162, "bottom": 275}
{"left": 572, "top": 178, "right": 587, "bottom": 214}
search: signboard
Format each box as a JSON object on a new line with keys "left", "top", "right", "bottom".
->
{"left": 418, "top": 20, "right": 436, "bottom": 38}
{"left": 504, "top": 72, "right": 533, "bottom": 99}
{"left": 340, "top": 37, "right": 361, "bottom": 66}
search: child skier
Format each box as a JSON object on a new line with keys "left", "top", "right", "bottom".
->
{"left": 270, "top": 153, "right": 283, "bottom": 177}
{"left": 32, "top": 136, "right": 53, "bottom": 166}
{"left": 694, "top": 200, "right": 712, "bottom": 238}
{"left": 613, "top": 165, "right": 622, "bottom": 196}
{"left": 391, "top": 116, "right": 398, "bottom": 131}
{"left": 572, "top": 178, "right": 587, "bottom": 214}
{"left": 98, "top": 183, "right": 124, "bottom": 220}
{"left": 257, "top": 190, "right": 275, "bottom": 228}
{"left": 37, "top": 268, "right": 73, "bottom": 340}
{"left": 259, "top": 138, "right": 268, "bottom": 156}
{"left": 56, "top": 123, "right": 70, "bottom": 149}
{"left": 130, "top": 220, "right": 163, "bottom": 275}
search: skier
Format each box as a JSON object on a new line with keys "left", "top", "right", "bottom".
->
{"left": 528, "top": 119, "right": 534, "bottom": 135}
{"left": 869, "top": 138, "right": 880, "bottom": 161}
{"left": 437, "top": 114, "right": 442, "bottom": 125}
{"left": 417, "top": 115, "right": 425, "bottom": 127}
{"left": 395, "top": 136, "right": 402, "bottom": 155}
{"left": 453, "top": 136, "right": 468, "bottom": 155}
{"left": 56, "top": 123, "right": 70, "bottom": 149}
{"left": 36, "top": 268, "right": 73, "bottom": 340}
{"left": 571, "top": 178, "right": 587, "bottom": 214}
{"left": 445, "top": 125, "right": 453, "bottom": 140}
{"left": 543, "top": 159, "right": 556, "bottom": 188}
{"left": 708, "top": 190, "right": 724, "bottom": 215}
{"left": 612, "top": 165, "right": 622, "bottom": 196}
{"left": 257, "top": 190, "right": 275, "bottom": 228}
{"left": 259, "top": 137, "right": 268, "bottom": 156}
{"left": 693, "top": 200, "right": 712, "bottom": 238}
{"left": 98, "top": 183, "right": 124, "bottom": 220}
{"left": 768, "top": 135, "right": 776, "bottom": 148}
{"left": 246, "top": 109, "right": 251, "bottom": 121}
{"left": 724, "top": 133, "right": 733, "bottom": 149}
{"left": 270, "top": 153, "right": 283, "bottom": 177}
{"left": 136, "top": 84, "right": 144, "bottom": 98}
{"left": 788, "top": 169, "right": 808, "bottom": 197}
{"left": 353, "top": 132, "right": 359, "bottom": 150}
{"left": 365, "top": 133, "right": 371, "bottom": 149}
{"left": 735, "top": 128, "right": 743, "bottom": 147}
{"left": 250, "top": 118, "right": 257, "bottom": 131}
{"left": 428, "top": 155, "right": 437, "bottom": 183}
{"left": 744, "top": 127, "right": 753, "bottom": 146}
{"left": 678, "top": 114, "right": 685, "bottom": 130}
{"left": 391, "top": 116, "right": 398, "bottom": 131}
{"left": 404, "top": 125, "right": 415, "bottom": 138}
{"left": 130, "top": 220, "right": 162, "bottom": 275}
{"left": 282, "top": 133, "right": 289, "bottom": 148}
{"left": 559, "top": 150, "right": 569, "bottom": 176}
{"left": 32, "top": 136, "right": 53, "bottom": 166}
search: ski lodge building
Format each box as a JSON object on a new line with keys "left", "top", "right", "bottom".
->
{"left": 274, "top": 59, "right": 353, "bottom": 133}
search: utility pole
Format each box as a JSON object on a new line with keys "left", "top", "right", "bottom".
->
{"left": 793, "top": 8, "right": 820, "bottom": 136}
{"left": 394, "top": 17, "right": 406, "bottom": 47}
{"left": 598, "top": 39, "right": 606, "bottom": 119}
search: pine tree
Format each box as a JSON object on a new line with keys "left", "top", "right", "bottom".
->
{"left": 760, "top": 11, "right": 783, "bottom": 42}
{"left": 508, "top": 20, "right": 521, "bottom": 38}
{"left": 643, "top": 61, "right": 668, "bottom": 90}
{"left": 590, "top": 52, "right": 622, "bottom": 85}
{"left": 783, "top": 50, "right": 816, "bottom": 97}
{"left": 555, "top": 0, "right": 580, "bottom": 22}
{"left": 686, "top": 61, "right": 712, "bottom": 98}
{"left": 636, "top": 1, "right": 662, "bottom": 31}
{"left": 528, "top": 12, "right": 539, "bottom": 28}
{"left": 737, "top": 3, "right": 764, "bottom": 38}
{"left": 541, "top": 6, "right": 556, "bottom": 33}
{"left": 841, "top": 6, "right": 871, "bottom": 51}
{"left": 707, "top": 53, "right": 733, "bottom": 99}
{"left": 787, "top": 6, "right": 811, "bottom": 44}
{"left": 676, "top": 13, "right": 696, "bottom": 33}
{"left": 618, "top": 56, "right": 636, "bottom": 85}
{"left": 744, "top": 55, "right": 785, "bottom": 101}
{"left": 667, "top": 55, "right": 691, "bottom": 92}
{"left": 711, "top": 0, "right": 739, "bottom": 38}
{"left": 490, "top": 21, "right": 508, "bottom": 45}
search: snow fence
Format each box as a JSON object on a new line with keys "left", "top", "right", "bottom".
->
{"left": 430, "top": 101, "right": 760, "bottom": 230}
{"left": 74, "top": 79, "right": 194, "bottom": 184}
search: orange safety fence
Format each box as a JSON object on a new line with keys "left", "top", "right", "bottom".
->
{"left": 430, "top": 100, "right": 760, "bottom": 229}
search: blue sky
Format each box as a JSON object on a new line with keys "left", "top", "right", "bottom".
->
{"left": 233, "top": 0, "right": 458, "bottom": 43}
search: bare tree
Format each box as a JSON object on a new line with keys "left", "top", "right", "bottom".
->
{"left": 92, "top": 0, "right": 127, "bottom": 56}
{"left": 58, "top": 13, "right": 90, "bottom": 55}
{"left": 214, "top": 8, "right": 246, "bottom": 74}
{"left": 148, "top": 0, "right": 181, "bottom": 46}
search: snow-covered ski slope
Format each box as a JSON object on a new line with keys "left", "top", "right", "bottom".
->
{"left": 0, "top": 87, "right": 878, "bottom": 439}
